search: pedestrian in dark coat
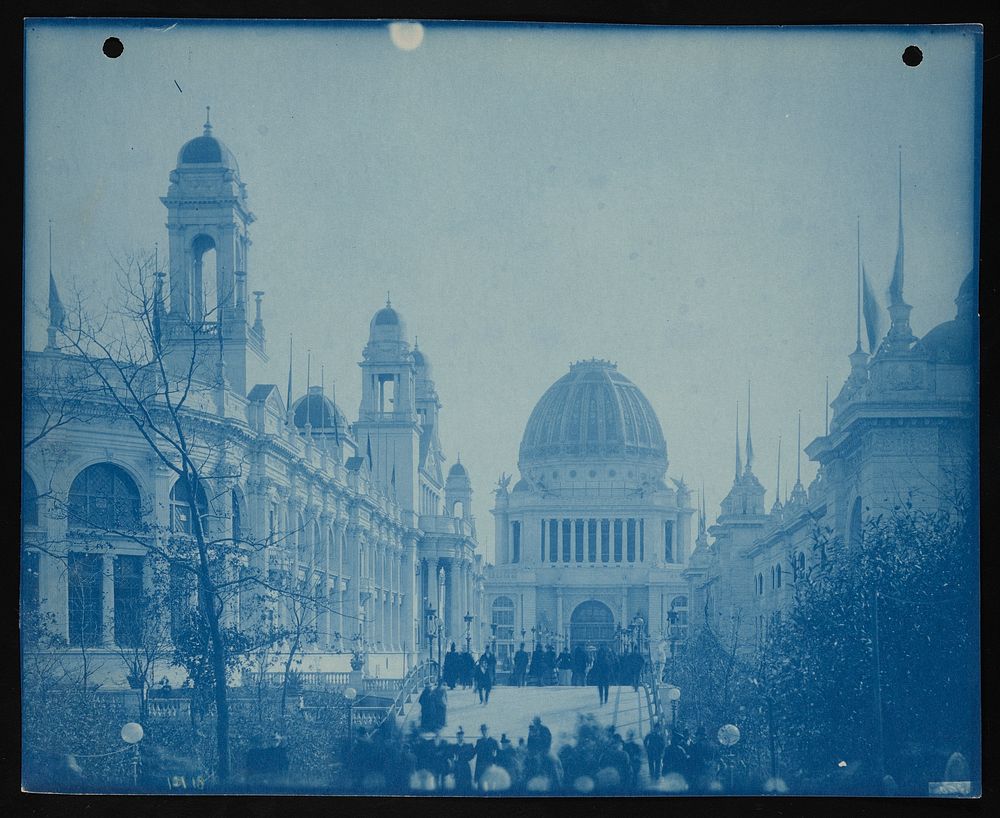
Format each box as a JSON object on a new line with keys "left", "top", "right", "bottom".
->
{"left": 473, "top": 723, "right": 499, "bottom": 785}
{"left": 452, "top": 727, "right": 475, "bottom": 791}
{"left": 643, "top": 722, "right": 666, "bottom": 781}
{"left": 590, "top": 646, "right": 613, "bottom": 705}
{"left": 430, "top": 681, "right": 448, "bottom": 730}
{"left": 460, "top": 649, "right": 476, "bottom": 689}
{"left": 527, "top": 715, "right": 552, "bottom": 756}
{"left": 442, "top": 643, "right": 460, "bottom": 690}
{"left": 597, "top": 736, "right": 632, "bottom": 791}
{"left": 418, "top": 683, "right": 436, "bottom": 732}
{"left": 482, "top": 646, "right": 497, "bottom": 686}
{"left": 662, "top": 731, "right": 689, "bottom": 779}
{"left": 496, "top": 734, "right": 521, "bottom": 789}
{"left": 512, "top": 643, "right": 529, "bottom": 687}
{"left": 623, "top": 730, "right": 644, "bottom": 790}
{"left": 527, "top": 643, "right": 544, "bottom": 684}
{"left": 476, "top": 654, "right": 493, "bottom": 704}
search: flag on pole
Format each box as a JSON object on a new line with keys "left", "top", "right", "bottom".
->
{"left": 862, "top": 266, "right": 882, "bottom": 354}
{"left": 48, "top": 272, "right": 65, "bottom": 330}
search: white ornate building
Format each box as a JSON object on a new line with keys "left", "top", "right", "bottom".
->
{"left": 21, "top": 118, "right": 488, "bottom": 687}
{"left": 487, "top": 359, "right": 695, "bottom": 667}
{"left": 685, "top": 217, "right": 978, "bottom": 648}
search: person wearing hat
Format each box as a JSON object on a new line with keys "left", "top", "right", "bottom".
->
{"left": 496, "top": 732, "right": 521, "bottom": 790}
{"left": 527, "top": 715, "right": 553, "bottom": 757}
{"left": 453, "top": 726, "right": 475, "bottom": 791}
{"left": 473, "top": 723, "right": 500, "bottom": 787}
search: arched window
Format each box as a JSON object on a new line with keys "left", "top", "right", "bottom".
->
{"left": 770, "top": 565, "right": 775, "bottom": 589}
{"left": 69, "top": 463, "right": 141, "bottom": 531}
{"left": 798, "top": 552, "right": 806, "bottom": 578}
{"left": 776, "top": 563, "right": 782, "bottom": 588}
{"left": 23, "top": 472, "right": 38, "bottom": 528}
{"left": 169, "top": 478, "right": 210, "bottom": 536}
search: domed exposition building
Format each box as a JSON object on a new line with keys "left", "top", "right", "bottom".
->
{"left": 488, "top": 360, "right": 695, "bottom": 667}
{"left": 22, "top": 117, "right": 488, "bottom": 687}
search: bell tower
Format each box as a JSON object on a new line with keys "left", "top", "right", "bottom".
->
{"left": 355, "top": 299, "right": 421, "bottom": 521}
{"left": 160, "top": 109, "right": 267, "bottom": 396}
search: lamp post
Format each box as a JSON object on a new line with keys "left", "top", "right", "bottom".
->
{"left": 490, "top": 622, "right": 497, "bottom": 653}
{"left": 425, "top": 603, "right": 437, "bottom": 676}
{"left": 121, "top": 721, "right": 144, "bottom": 788}
{"left": 464, "top": 610, "right": 474, "bottom": 653}
{"left": 666, "top": 685, "right": 681, "bottom": 727}
{"left": 667, "top": 609, "right": 679, "bottom": 661}
{"left": 344, "top": 685, "right": 358, "bottom": 768}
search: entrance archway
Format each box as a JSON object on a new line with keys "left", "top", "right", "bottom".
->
{"left": 570, "top": 600, "right": 615, "bottom": 649}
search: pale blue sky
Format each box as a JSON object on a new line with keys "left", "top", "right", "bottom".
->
{"left": 24, "top": 22, "right": 980, "bottom": 560}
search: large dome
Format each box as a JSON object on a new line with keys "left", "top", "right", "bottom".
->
{"left": 518, "top": 360, "right": 667, "bottom": 470}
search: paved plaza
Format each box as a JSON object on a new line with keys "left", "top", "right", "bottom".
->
{"left": 403, "top": 684, "right": 653, "bottom": 747}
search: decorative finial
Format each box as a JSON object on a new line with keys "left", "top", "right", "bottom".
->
{"left": 414, "top": 335, "right": 419, "bottom": 349}
{"left": 386, "top": 290, "right": 391, "bottom": 308}
{"left": 204, "top": 106, "right": 212, "bottom": 134}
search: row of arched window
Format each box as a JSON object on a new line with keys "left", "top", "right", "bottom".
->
{"left": 22, "top": 464, "right": 241, "bottom": 538}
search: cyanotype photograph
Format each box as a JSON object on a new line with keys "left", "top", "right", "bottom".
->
{"left": 21, "top": 20, "right": 981, "bottom": 798}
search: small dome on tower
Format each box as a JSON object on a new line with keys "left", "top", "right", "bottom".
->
{"left": 368, "top": 298, "right": 408, "bottom": 344}
{"left": 176, "top": 110, "right": 239, "bottom": 172}
{"left": 411, "top": 344, "right": 432, "bottom": 377}
{"left": 448, "top": 461, "right": 468, "bottom": 479}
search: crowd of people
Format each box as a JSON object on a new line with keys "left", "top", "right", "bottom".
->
{"left": 509, "top": 643, "right": 646, "bottom": 693}
{"left": 344, "top": 712, "right": 721, "bottom": 794}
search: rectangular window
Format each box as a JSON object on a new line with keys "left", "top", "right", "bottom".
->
{"left": 574, "top": 519, "right": 584, "bottom": 562}
{"left": 639, "top": 519, "right": 645, "bottom": 562}
{"left": 588, "top": 519, "right": 597, "bottom": 562}
{"left": 562, "top": 519, "right": 571, "bottom": 562}
{"left": 600, "top": 519, "right": 610, "bottom": 562}
{"left": 114, "top": 555, "right": 144, "bottom": 648}
{"left": 614, "top": 519, "right": 623, "bottom": 562}
{"left": 21, "top": 550, "right": 40, "bottom": 617}
{"left": 511, "top": 521, "right": 521, "bottom": 564}
{"left": 68, "top": 553, "right": 103, "bottom": 647}
{"left": 626, "top": 519, "right": 636, "bottom": 562}
{"left": 540, "top": 519, "right": 546, "bottom": 562}
{"left": 664, "top": 521, "right": 675, "bottom": 562}
{"left": 549, "top": 519, "right": 559, "bottom": 562}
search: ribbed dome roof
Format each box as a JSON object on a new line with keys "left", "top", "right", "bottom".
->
{"left": 177, "top": 118, "right": 239, "bottom": 172}
{"left": 292, "top": 389, "right": 348, "bottom": 431}
{"left": 518, "top": 360, "right": 667, "bottom": 467}
{"left": 448, "top": 461, "right": 468, "bottom": 478}
{"left": 368, "top": 303, "right": 408, "bottom": 344}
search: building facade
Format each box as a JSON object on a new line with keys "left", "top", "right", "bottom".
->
{"left": 21, "top": 119, "right": 488, "bottom": 688}
{"left": 685, "top": 227, "right": 978, "bottom": 650}
{"left": 487, "top": 359, "right": 695, "bottom": 668}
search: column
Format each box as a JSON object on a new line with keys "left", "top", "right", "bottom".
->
{"left": 465, "top": 561, "right": 473, "bottom": 642}
{"left": 556, "top": 588, "right": 564, "bottom": 647}
{"left": 401, "top": 538, "right": 416, "bottom": 663}
{"left": 102, "top": 555, "right": 115, "bottom": 646}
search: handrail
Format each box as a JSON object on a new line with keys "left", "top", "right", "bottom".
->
{"left": 353, "top": 660, "right": 439, "bottom": 735}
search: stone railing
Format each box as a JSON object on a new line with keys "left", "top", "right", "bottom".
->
{"left": 147, "top": 698, "right": 192, "bottom": 719}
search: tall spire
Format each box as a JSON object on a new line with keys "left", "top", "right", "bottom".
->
{"left": 888, "top": 147, "right": 906, "bottom": 308}
{"left": 386, "top": 290, "right": 392, "bottom": 308}
{"left": 321, "top": 365, "right": 325, "bottom": 394}
{"left": 735, "top": 401, "right": 742, "bottom": 480}
{"left": 204, "top": 105, "right": 212, "bottom": 135}
{"left": 885, "top": 147, "right": 916, "bottom": 351}
{"left": 745, "top": 380, "right": 754, "bottom": 472}
{"left": 789, "top": 409, "right": 808, "bottom": 506}
{"left": 856, "top": 215, "right": 863, "bottom": 352}
{"left": 46, "top": 220, "right": 65, "bottom": 351}
{"left": 306, "top": 348, "right": 311, "bottom": 391}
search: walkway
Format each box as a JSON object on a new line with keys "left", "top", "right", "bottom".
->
{"left": 403, "top": 683, "right": 652, "bottom": 747}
